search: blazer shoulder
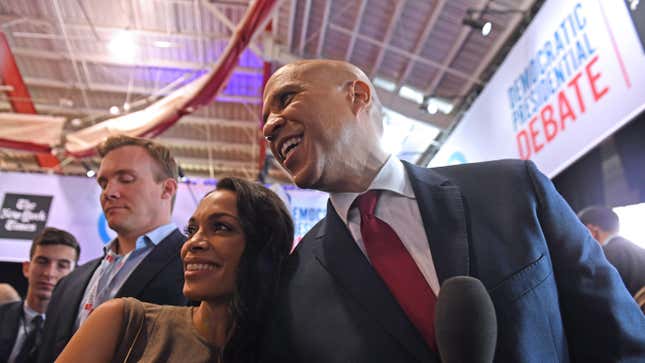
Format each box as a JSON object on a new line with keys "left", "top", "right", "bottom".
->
{"left": 0, "top": 301, "right": 22, "bottom": 332}
{"left": 78, "top": 256, "right": 103, "bottom": 269}
{"left": 605, "top": 236, "right": 640, "bottom": 249}
{"left": 114, "top": 228, "right": 187, "bottom": 306}
{"left": 421, "top": 159, "right": 540, "bottom": 199}
{"left": 281, "top": 216, "right": 329, "bottom": 276}
{"left": 0, "top": 301, "right": 22, "bottom": 360}
{"left": 159, "top": 228, "right": 187, "bottom": 249}
{"left": 0, "top": 300, "right": 21, "bottom": 317}
{"left": 604, "top": 237, "right": 645, "bottom": 260}
{"left": 429, "top": 158, "right": 532, "bottom": 180}
{"left": 54, "top": 257, "right": 100, "bottom": 289}
{"left": 136, "top": 228, "right": 186, "bottom": 265}
{"left": 292, "top": 217, "right": 326, "bottom": 255}
{"left": 146, "top": 228, "right": 187, "bottom": 266}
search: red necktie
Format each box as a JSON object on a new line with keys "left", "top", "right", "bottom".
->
{"left": 357, "top": 190, "right": 437, "bottom": 351}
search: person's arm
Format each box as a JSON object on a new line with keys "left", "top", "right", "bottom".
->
{"left": 55, "top": 299, "right": 125, "bottom": 363}
{"left": 525, "top": 160, "right": 645, "bottom": 360}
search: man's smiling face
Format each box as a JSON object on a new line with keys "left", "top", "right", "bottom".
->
{"left": 262, "top": 61, "right": 359, "bottom": 190}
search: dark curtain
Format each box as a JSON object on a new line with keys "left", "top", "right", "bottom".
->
{"left": 0, "top": 261, "right": 27, "bottom": 298}
{"left": 553, "top": 146, "right": 605, "bottom": 213}
{"left": 614, "top": 112, "right": 645, "bottom": 202}
{"left": 553, "top": 111, "right": 645, "bottom": 212}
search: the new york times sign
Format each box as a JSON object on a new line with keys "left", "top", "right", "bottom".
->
{"left": 0, "top": 193, "right": 53, "bottom": 240}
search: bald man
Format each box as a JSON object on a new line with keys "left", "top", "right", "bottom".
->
{"left": 260, "top": 60, "right": 645, "bottom": 363}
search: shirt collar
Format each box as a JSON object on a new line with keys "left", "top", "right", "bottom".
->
{"left": 23, "top": 300, "right": 44, "bottom": 321}
{"left": 330, "top": 155, "right": 414, "bottom": 225}
{"left": 104, "top": 223, "right": 177, "bottom": 255}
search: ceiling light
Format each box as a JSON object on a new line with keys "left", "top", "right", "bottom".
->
{"left": 463, "top": 17, "right": 492, "bottom": 37}
{"left": 481, "top": 21, "right": 492, "bottom": 36}
{"left": 109, "top": 106, "right": 120, "bottom": 115}
{"left": 434, "top": 97, "right": 454, "bottom": 114}
{"left": 399, "top": 85, "right": 424, "bottom": 104}
{"left": 70, "top": 118, "right": 83, "bottom": 128}
{"left": 122, "top": 102, "right": 131, "bottom": 112}
{"left": 424, "top": 96, "right": 455, "bottom": 115}
{"left": 108, "top": 30, "right": 136, "bottom": 61}
{"left": 153, "top": 40, "right": 174, "bottom": 48}
{"left": 373, "top": 77, "right": 397, "bottom": 92}
{"left": 463, "top": 6, "right": 527, "bottom": 37}
{"left": 59, "top": 98, "right": 74, "bottom": 107}
{"left": 81, "top": 161, "right": 96, "bottom": 178}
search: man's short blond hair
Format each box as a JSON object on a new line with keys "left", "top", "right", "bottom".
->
{"left": 97, "top": 135, "right": 179, "bottom": 182}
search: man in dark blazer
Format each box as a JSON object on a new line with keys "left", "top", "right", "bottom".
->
{"left": 260, "top": 60, "right": 645, "bottom": 362}
{"left": 0, "top": 227, "right": 80, "bottom": 363}
{"left": 37, "top": 136, "right": 188, "bottom": 363}
{"left": 579, "top": 205, "right": 645, "bottom": 296}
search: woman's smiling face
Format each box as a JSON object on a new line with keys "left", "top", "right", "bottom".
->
{"left": 181, "top": 190, "right": 246, "bottom": 302}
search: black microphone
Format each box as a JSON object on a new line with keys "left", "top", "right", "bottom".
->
{"left": 435, "top": 276, "right": 497, "bottom": 363}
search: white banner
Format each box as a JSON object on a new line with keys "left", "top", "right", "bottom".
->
{"left": 430, "top": 0, "right": 645, "bottom": 177}
{"left": 0, "top": 171, "right": 327, "bottom": 263}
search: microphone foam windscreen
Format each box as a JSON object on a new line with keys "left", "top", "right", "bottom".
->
{"left": 435, "top": 276, "right": 497, "bottom": 363}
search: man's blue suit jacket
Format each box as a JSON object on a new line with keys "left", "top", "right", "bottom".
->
{"left": 36, "top": 228, "right": 187, "bottom": 363}
{"left": 261, "top": 160, "right": 645, "bottom": 362}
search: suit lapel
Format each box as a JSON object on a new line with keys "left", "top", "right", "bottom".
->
{"left": 57, "top": 259, "right": 101, "bottom": 336}
{"left": 404, "top": 161, "right": 470, "bottom": 284}
{"left": 313, "top": 201, "right": 436, "bottom": 363}
{"left": 117, "top": 229, "right": 181, "bottom": 298}
{"left": 69, "top": 259, "right": 102, "bottom": 304}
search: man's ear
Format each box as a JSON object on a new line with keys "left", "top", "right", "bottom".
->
{"left": 22, "top": 261, "right": 30, "bottom": 279}
{"left": 585, "top": 224, "right": 601, "bottom": 241}
{"left": 348, "top": 80, "right": 371, "bottom": 115}
{"left": 161, "top": 178, "right": 178, "bottom": 200}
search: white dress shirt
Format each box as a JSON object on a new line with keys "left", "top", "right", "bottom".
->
{"left": 330, "top": 156, "right": 440, "bottom": 295}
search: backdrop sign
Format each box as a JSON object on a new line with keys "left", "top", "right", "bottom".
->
{"left": 285, "top": 188, "right": 328, "bottom": 244}
{"left": 430, "top": 0, "right": 645, "bottom": 177}
{"left": 0, "top": 193, "right": 52, "bottom": 240}
{"left": 0, "top": 171, "right": 328, "bottom": 264}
